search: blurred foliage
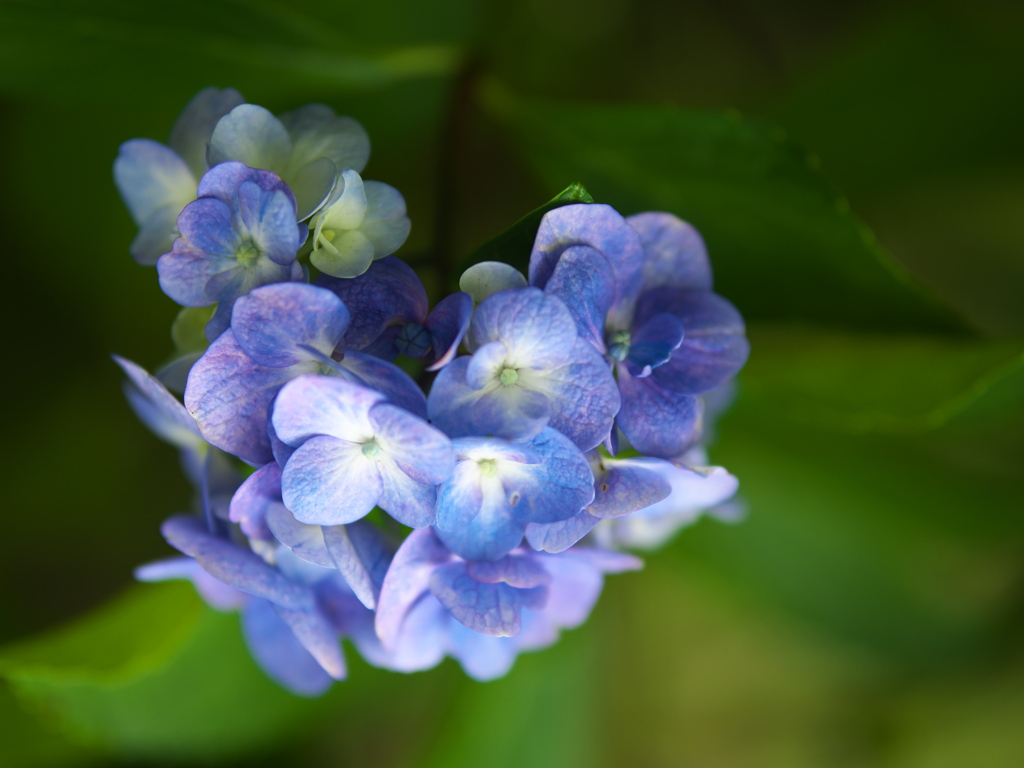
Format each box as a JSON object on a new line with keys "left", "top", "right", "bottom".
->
{"left": 0, "top": 0, "right": 1022, "bottom": 766}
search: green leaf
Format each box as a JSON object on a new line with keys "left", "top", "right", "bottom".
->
{"left": 0, "top": 583, "right": 333, "bottom": 761}
{"left": 739, "top": 326, "right": 1024, "bottom": 434}
{"left": 458, "top": 182, "right": 594, "bottom": 281}
{"left": 170, "top": 306, "right": 213, "bottom": 356}
{"left": 483, "top": 82, "right": 966, "bottom": 333}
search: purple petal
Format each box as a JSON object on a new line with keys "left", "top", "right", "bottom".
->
{"left": 529, "top": 204, "right": 644, "bottom": 325}
{"left": 135, "top": 556, "right": 244, "bottom": 611}
{"left": 281, "top": 436, "right": 382, "bottom": 525}
{"left": 273, "top": 603, "right": 346, "bottom": 679}
{"left": 337, "top": 351, "right": 428, "bottom": 420}
{"left": 232, "top": 284, "right": 350, "bottom": 368}
{"left": 524, "top": 513, "right": 600, "bottom": 553}
{"left": 272, "top": 374, "right": 381, "bottom": 446}
{"left": 157, "top": 240, "right": 227, "bottom": 307}
{"left": 185, "top": 331, "right": 303, "bottom": 465}
{"left": 316, "top": 256, "right": 428, "bottom": 351}
{"left": 429, "top": 561, "right": 547, "bottom": 637}
{"left": 265, "top": 504, "right": 333, "bottom": 567}
{"left": 160, "top": 515, "right": 312, "bottom": 609}
{"left": 588, "top": 459, "right": 672, "bottom": 519}
{"left": 470, "top": 288, "right": 577, "bottom": 369}
{"left": 448, "top": 622, "right": 519, "bottom": 681}
{"left": 626, "top": 312, "right": 685, "bottom": 377}
{"left": 177, "top": 196, "right": 237, "bottom": 257}
{"left": 525, "top": 338, "right": 619, "bottom": 451}
{"left": 228, "top": 462, "right": 282, "bottom": 540}
{"left": 466, "top": 554, "right": 551, "bottom": 588}
{"left": 113, "top": 355, "right": 203, "bottom": 449}
{"left": 425, "top": 292, "right": 472, "bottom": 371}
{"left": 640, "top": 289, "right": 749, "bottom": 395}
{"left": 628, "top": 212, "right": 713, "bottom": 293}
{"left": 543, "top": 245, "right": 615, "bottom": 352}
{"left": 242, "top": 598, "right": 335, "bottom": 697}
{"left": 377, "top": 457, "right": 437, "bottom": 528}
{"left": 375, "top": 528, "right": 454, "bottom": 650}
{"left": 369, "top": 403, "right": 454, "bottom": 484}
{"left": 322, "top": 521, "right": 396, "bottom": 609}
{"left": 615, "top": 367, "right": 702, "bottom": 459}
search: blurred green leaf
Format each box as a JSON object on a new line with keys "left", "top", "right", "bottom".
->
{"left": 740, "top": 326, "right": 1024, "bottom": 434}
{"left": 458, "top": 182, "right": 594, "bottom": 281}
{"left": 483, "top": 82, "right": 966, "bottom": 333}
{"left": 0, "top": 583, "right": 333, "bottom": 761}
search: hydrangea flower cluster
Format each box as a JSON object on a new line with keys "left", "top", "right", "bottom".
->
{"left": 113, "top": 89, "right": 749, "bottom": 695}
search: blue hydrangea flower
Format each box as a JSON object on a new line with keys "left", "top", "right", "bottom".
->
{"left": 185, "top": 282, "right": 427, "bottom": 465}
{"left": 374, "top": 528, "right": 641, "bottom": 680}
{"left": 114, "top": 87, "right": 244, "bottom": 265}
{"left": 592, "top": 447, "right": 740, "bottom": 550}
{"left": 428, "top": 287, "right": 620, "bottom": 451}
{"left": 524, "top": 451, "right": 675, "bottom": 553}
{"left": 310, "top": 170, "right": 412, "bottom": 278}
{"left": 157, "top": 162, "right": 307, "bottom": 340}
{"left": 209, "top": 103, "right": 369, "bottom": 220}
{"left": 317, "top": 256, "right": 471, "bottom": 370}
{"left": 433, "top": 428, "right": 594, "bottom": 561}
{"left": 530, "top": 205, "right": 749, "bottom": 458}
{"left": 271, "top": 375, "right": 454, "bottom": 529}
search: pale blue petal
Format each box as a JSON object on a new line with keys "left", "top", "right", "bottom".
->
{"left": 272, "top": 374, "right": 381, "bottom": 446}
{"left": 470, "top": 288, "right": 576, "bottom": 369}
{"left": 372, "top": 594, "right": 450, "bottom": 673}
{"left": 242, "top": 597, "right": 334, "bottom": 697}
{"left": 465, "top": 341, "right": 507, "bottom": 390}
{"left": 615, "top": 366, "right": 702, "bottom": 458}
{"left": 524, "top": 513, "right": 599, "bottom": 553}
{"left": 232, "top": 283, "right": 350, "bottom": 368}
{"left": 130, "top": 203, "right": 181, "bottom": 265}
{"left": 160, "top": 515, "right": 312, "bottom": 609}
{"left": 113, "top": 138, "right": 195, "bottom": 225}
{"left": 281, "top": 436, "right": 382, "bottom": 525}
{"left": 169, "top": 87, "right": 245, "bottom": 179}
{"left": 470, "top": 385, "right": 551, "bottom": 442}
{"left": 511, "top": 428, "right": 595, "bottom": 525}
{"left": 376, "top": 456, "right": 438, "bottom": 528}
{"left": 588, "top": 458, "right": 672, "bottom": 519}
{"left": 322, "top": 521, "right": 396, "bottom": 609}
{"left": 466, "top": 554, "right": 551, "bottom": 587}
{"left": 628, "top": 211, "right": 714, "bottom": 293}
{"left": 157, "top": 242, "right": 225, "bottom": 307}
{"left": 228, "top": 462, "right": 281, "bottom": 540}
{"left": 448, "top": 621, "right": 519, "bottom": 681}
{"left": 369, "top": 402, "right": 454, "bottom": 484}
{"left": 113, "top": 355, "right": 203, "bottom": 450}
{"left": 435, "top": 467, "right": 523, "bottom": 562}
{"left": 266, "top": 504, "right": 333, "bottom": 567}
{"left": 273, "top": 603, "right": 346, "bottom": 679}
{"left": 375, "top": 528, "right": 453, "bottom": 650}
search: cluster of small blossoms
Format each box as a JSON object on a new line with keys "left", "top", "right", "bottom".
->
{"left": 113, "top": 88, "right": 749, "bottom": 695}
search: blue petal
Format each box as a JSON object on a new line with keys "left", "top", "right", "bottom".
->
{"left": 429, "top": 561, "right": 547, "bottom": 637}
{"left": 435, "top": 462, "right": 524, "bottom": 561}
{"left": 281, "top": 436, "right": 382, "bottom": 525}
{"left": 113, "top": 139, "right": 195, "bottom": 226}
{"left": 543, "top": 245, "right": 615, "bottom": 352}
{"left": 228, "top": 462, "right": 282, "bottom": 540}
{"left": 231, "top": 284, "right": 350, "bottom": 368}
{"left": 425, "top": 291, "right": 472, "bottom": 371}
{"left": 375, "top": 528, "right": 454, "bottom": 650}
{"left": 615, "top": 366, "right": 702, "bottom": 458}
{"left": 113, "top": 355, "right": 203, "bottom": 451}
{"left": 588, "top": 458, "right": 672, "bottom": 519}
{"left": 369, "top": 402, "right": 454, "bottom": 485}
{"left": 160, "top": 515, "right": 312, "bottom": 609}
{"left": 512, "top": 428, "right": 595, "bottom": 524}
{"left": 524, "top": 512, "right": 600, "bottom": 553}
{"left": 322, "top": 520, "right": 397, "bottom": 609}
{"left": 448, "top": 622, "right": 519, "bottom": 681}
{"left": 532, "top": 548, "right": 640, "bottom": 630}
{"left": 185, "top": 331, "right": 303, "bottom": 465}
{"left": 529, "top": 204, "right": 645, "bottom": 326}
{"left": 265, "top": 504, "right": 333, "bottom": 567}
{"left": 197, "top": 161, "right": 296, "bottom": 209}
{"left": 236, "top": 183, "right": 301, "bottom": 265}
{"left": 465, "top": 341, "right": 508, "bottom": 389}
{"left": 470, "top": 288, "right": 577, "bottom": 369}
{"left": 465, "top": 554, "right": 551, "bottom": 588}
{"left": 157, "top": 241, "right": 225, "bottom": 308}
{"left": 177, "top": 196, "right": 237, "bottom": 257}
{"left": 377, "top": 456, "right": 437, "bottom": 528}
{"left": 242, "top": 597, "right": 334, "bottom": 697}
{"left": 625, "top": 312, "right": 685, "bottom": 377}
{"left": 271, "top": 374, "right": 381, "bottom": 446}
{"left": 470, "top": 386, "right": 551, "bottom": 442}
{"left": 316, "top": 256, "right": 428, "bottom": 352}
{"left": 522, "top": 338, "right": 619, "bottom": 451}
{"left": 135, "top": 556, "right": 244, "bottom": 611}
{"left": 169, "top": 87, "right": 245, "bottom": 179}
{"left": 337, "top": 351, "right": 428, "bottom": 420}
{"left": 628, "top": 212, "right": 713, "bottom": 293}
{"left": 272, "top": 603, "right": 346, "bottom": 680}
{"left": 639, "top": 288, "right": 749, "bottom": 395}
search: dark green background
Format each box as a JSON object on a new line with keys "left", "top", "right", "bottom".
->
{"left": 1, "top": 0, "right": 1022, "bottom": 765}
